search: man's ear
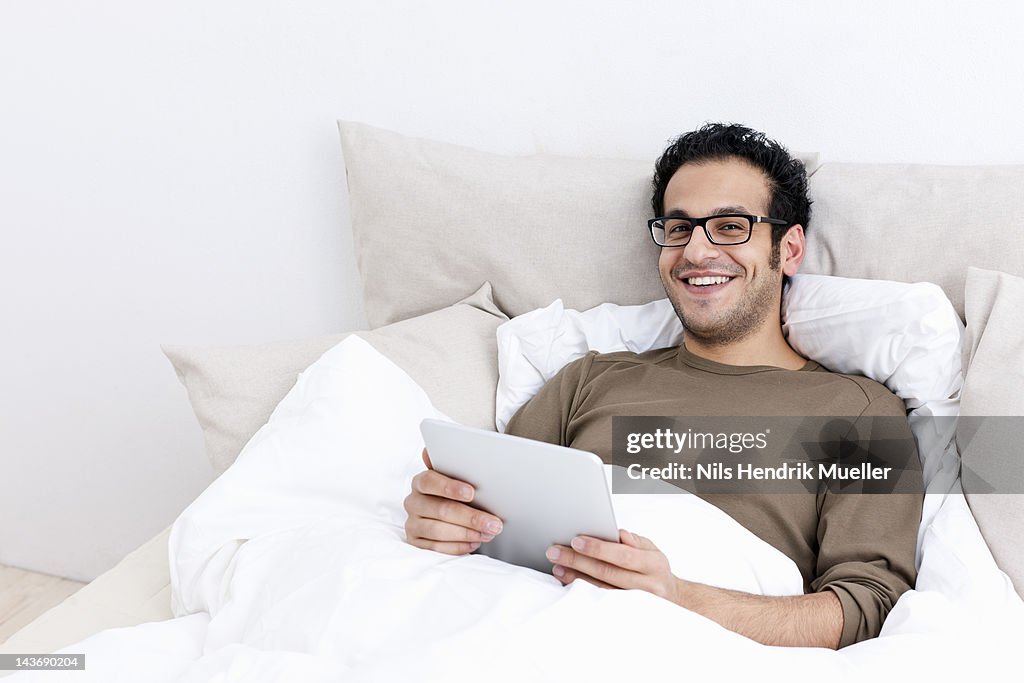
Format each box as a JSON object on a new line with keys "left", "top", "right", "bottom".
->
{"left": 780, "top": 224, "right": 805, "bottom": 277}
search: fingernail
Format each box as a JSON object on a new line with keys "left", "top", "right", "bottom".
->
{"left": 546, "top": 546, "right": 560, "bottom": 561}
{"left": 553, "top": 564, "right": 565, "bottom": 577}
{"left": 571, "top": 537, "right": 586, "bottom": 552}
{"left": 470, "top": 542, "right": 481, "bottom": 550}
{"left": 485, "top": 519, "right": 502, "bottom": 534}
{"left": 459, "top": 485, "right": 473, "bottom": 500}
{"left": 480, "top": 533, "right": 495, "bottom": 541}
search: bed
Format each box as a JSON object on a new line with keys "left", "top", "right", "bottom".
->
{"left": 2, "top": 121, "right": 1023, "bottom": 680}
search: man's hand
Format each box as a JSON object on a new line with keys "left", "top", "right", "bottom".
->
{"left": 546, "top": 529, "right": 679, "bottom": 602}
{"left": 546, "top": 528, "right": 843, "bottom": 649}
{"left": 403, "top": 448, "right": 504, "bottom": 555}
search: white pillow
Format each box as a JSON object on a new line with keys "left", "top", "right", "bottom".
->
{"left": 495, "top": 273, "right": 964, "bottom": 497}
{"left": 164, "top": 283, "right": 507, "bottom": 475}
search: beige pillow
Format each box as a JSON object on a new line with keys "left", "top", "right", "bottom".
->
{"left": 337, "top": 120, "right": 819, "bottom": 329}
{"left": 164, "top": 283, "right": 507, "bottom": 475}
{"left": 802, "top": 164, "right": 1024, "bottom": 320}
{"left": 958, "top": 266, "right": 1024, "bottom": 597}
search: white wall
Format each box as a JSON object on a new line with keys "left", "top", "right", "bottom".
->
{"left": 2, "top": 0, "right": 1023, "bottom": 582}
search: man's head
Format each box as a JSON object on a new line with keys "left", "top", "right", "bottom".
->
{"left": 650, "top": 123, "right": 811, "bottom": 347}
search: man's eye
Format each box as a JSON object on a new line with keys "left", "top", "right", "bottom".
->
{"left": 668, "top": 224, "right": 693, "bottom": 234}
{"left": 719, "top": 223, "right": 745, "bottom": 231}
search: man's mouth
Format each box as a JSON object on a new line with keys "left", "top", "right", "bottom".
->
{"left": 684, "top": 275, "right": 734, "bottom": 287}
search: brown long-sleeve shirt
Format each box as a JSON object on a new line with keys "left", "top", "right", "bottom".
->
{"left": 504, "top": 345, "right": 922, "bottom": 648}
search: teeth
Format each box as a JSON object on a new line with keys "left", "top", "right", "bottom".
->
{"left": 686, "top": 276, "right": 732, "bottom": 286}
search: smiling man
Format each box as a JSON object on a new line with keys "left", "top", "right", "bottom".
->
{"left": 651, "top": 145, "right": 808, "bottom": 369}
{"left": 403, "top": 123, "right": 923, "bottom": 649}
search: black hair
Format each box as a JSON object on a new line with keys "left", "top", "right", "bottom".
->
{"left": 651, "top": 123, "right": 812, "bottom": 248}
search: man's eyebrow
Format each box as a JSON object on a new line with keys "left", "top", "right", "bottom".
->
{"left": 710, "top": 205, "right": 751, "bottom": 216}
{"left": 663, "top": 205, "right": 751, "bottom": 218}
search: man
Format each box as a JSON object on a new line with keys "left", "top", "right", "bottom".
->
{"left": 403, "top": 123, "right": 922, "bottom": 649}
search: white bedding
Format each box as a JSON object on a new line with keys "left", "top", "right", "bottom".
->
{"left": 12, "top": 336, "right": 1023, "bottom": 682}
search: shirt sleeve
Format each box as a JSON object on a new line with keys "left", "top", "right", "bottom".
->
{"left": 811, "top": 389, "right": 923, "bottom": 648}
{"left": 504, "top": 353, "right": 595, "bottom": 446}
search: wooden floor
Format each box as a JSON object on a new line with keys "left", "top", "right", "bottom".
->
{"left": 0, "top": 565, "right": 84, "bottom": 645}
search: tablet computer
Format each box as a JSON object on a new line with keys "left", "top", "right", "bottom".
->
{"left": 419, "top": 418, "right": 619, "bottom": 573}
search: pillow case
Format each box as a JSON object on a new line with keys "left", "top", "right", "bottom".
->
{"left": 495, "top": 273, "right": 964, "bottom": 496}
{"left": 958, "top": 266, "right": 1024, "bottom": 598}
{"left": 802, "top": 163, "right": 1024, "bottom": 319}
{"left": 337, "top": 120, "right": 820, "bottom": 328}
{"left": 164, "top": 283, "right": 507, "bottom": 475}
{"left": 164, "top": 334, "right": 345, "bottom": 476}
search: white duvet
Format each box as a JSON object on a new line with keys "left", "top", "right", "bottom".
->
{"left": 14, "top": 336, "right": 1024, "bottom": 682}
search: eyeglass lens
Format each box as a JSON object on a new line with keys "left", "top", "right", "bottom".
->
{"left": 653, "top": 216, "right": 752, "bottom": 246}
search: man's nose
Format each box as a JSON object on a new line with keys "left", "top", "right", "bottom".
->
{"left": 682, "top": 225, "right": 722, "bottom": 263}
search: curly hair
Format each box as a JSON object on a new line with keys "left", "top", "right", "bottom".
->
{"left": 651, "top": 123, "right": 812, "bottom": 247}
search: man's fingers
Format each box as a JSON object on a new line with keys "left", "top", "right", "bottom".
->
{"left": 620, "top": 529, "right": 658, "bottom": 550}
{"left": 404, "top": 492, "right": 504, "bottom": 536}
{"left": 546, "top": 544, "right": 638, "bottom": 588}
{"left": 422, "top": 448, "right": 433, "bottom": 470}
{"left": 564, "top": 535, "right": 650, "bottom": 573}
{"left": 412, "top": 468, "right": 475, "bottom": 502}
{"left": 407, "top": 517, "right": 496, "bottom": 544}
{"left": 552, "top": 566, "right": 616, "bottom": 590}
{"left": 407, "top": 536, "right": 481, "bottom": 556}
{"left": 548, "top": 534, "right": 676, "bottom": 599}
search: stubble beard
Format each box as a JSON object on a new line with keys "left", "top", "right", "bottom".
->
{"left": 664, "top": 242, "right": 783, "bottom": 347}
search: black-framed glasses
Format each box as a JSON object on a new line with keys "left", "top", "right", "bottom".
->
{"left": 648, "top": 214, "right": 790, "bottom": 247}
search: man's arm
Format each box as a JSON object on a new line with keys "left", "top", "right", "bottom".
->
{"left": 809, "top": 393, "right": 922, "bottom": 647}
{"left": 547, "top": 530, "right": 842, "bottom": 649}
{"left": 671, "top": 579, "right": 842, "bottom": 649}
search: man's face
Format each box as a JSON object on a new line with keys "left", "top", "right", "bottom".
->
{"left": 658, "top": 157, "right": 789, "bottom": 346}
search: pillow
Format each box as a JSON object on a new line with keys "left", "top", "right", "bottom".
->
{"left": 337, "top": 120, "right": 820, "bottom": 328}
{"left": 958, "top": 266, "right": 1024, "bottom": 598}
{"left": 164, "top": 283, "right": 507, "bottom": 475}
{"left": 802, "top": 163, "right": 1024, "bottom": 319}
{"left": 495, "top": 273, "right": 964, "bottom": 497}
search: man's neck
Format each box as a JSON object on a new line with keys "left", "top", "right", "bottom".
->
{"left": 682, "top": 323, "right": 807, "bottom": 370}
